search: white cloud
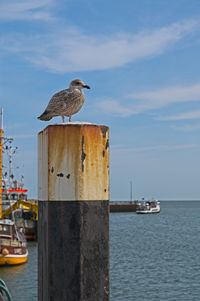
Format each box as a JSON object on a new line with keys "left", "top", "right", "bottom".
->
{"left": 98, "top": 82, "right": 200, "bottom": 117}
{"left": 97, "top": 98, "right": 142, "bottom": 117}
{"left": 170, "top": 123, "right": 200, "bottom": 132}
{"left": 0, "top": 0, "right": 54, "bottom": 21}
{"left": 131, "top": 82, "right": 200, "bottom": 104}
{"left": 157, "top": 110, "right": 200, "bottom": 121}
{"left": 97, "top": 99, "right": 133, "bottom": 117}
{"left": 0, "top": 19, "right": 199, "bottom": 72}
{"left": 112, "top": 143, "right": 199, "bottom": 154}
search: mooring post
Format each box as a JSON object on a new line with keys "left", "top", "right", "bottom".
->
{"left": 38, "top": 123, "right": 109, "bottom": 301}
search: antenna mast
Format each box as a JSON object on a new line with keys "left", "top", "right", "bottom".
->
{"left": 130, "top": 180, "right": 133, "bottom": 202}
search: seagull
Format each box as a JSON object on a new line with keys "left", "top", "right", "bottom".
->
{"left": 37, "top": 79, "right": 90, "bottom": 123}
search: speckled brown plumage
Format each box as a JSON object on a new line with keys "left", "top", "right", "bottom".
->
{"left": 38, "top": 79, "right": 90, "bottom": 122}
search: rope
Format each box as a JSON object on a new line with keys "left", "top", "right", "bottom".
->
{"left": 0, "top": 279, "right": 13, "bottom": 301}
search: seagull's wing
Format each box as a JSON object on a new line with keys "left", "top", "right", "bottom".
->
{"left": 46, "top": 89, "right": 69, "bottom": 111}
{"left": 46, "top": 88, "right": 82, "bottom": 114}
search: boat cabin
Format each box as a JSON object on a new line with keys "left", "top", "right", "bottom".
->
{"left": 0, "top": 220, "right": 14, "bottom": 239}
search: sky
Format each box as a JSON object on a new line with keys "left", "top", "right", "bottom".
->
{"left": 1, "top": 0, "right": 200, "bottom": 200}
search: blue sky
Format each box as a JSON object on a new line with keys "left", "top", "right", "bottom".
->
{"left": 1, "top": 0, "right": 200, "bottom": 200}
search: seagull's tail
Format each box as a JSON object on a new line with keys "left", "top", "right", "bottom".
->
{"left": 37, "top": 111, "right": 52, "bottom": 121}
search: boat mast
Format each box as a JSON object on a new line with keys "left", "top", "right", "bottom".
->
{"left": 130, "top": 180, "right": 133, "bottom": 202}
{"left": 0, "top": 108, "right": 4, "bottom": 218}
{"left": 5, "top": 144, "right": 18, "bottom": 188}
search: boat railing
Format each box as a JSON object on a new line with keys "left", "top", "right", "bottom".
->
{"left": 0, "top": 238, "right": 23, "bottom": 247}
{"left": 0, "top": 235, "right": 12, "bottom": 239}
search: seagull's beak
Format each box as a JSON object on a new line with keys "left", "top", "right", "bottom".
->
{"left": 83, "top": 84, "right": 91, "bottom": 89}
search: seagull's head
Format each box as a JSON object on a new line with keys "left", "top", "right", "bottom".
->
{"left": 69, "top": 79, "right": 91, "bottom": 90}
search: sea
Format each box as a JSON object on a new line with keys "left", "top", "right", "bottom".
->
{"left": 0, "top": 201, "right": 200, "bottom": 301}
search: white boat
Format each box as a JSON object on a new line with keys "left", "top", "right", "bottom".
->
{"left": 136, "top": 199, "right": 160, "bottom": 214}
{"left": 0, "top": 213, "right": 28, "bottom": 266}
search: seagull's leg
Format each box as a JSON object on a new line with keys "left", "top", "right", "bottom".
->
{"left": 69, "top": 116, "right": 71, "bottom": 122}
{"left": 61, "top": 116, "right": 65, "bottom": 123}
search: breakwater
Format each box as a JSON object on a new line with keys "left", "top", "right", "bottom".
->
{"left": 29, "top": 200, "right": 137, "bottom": 213}
{"left": 110, "top": 201, "right": 137, "bottom": 212}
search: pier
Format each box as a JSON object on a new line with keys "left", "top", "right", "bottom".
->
{"left": 110, "top": 201, "right": 137, "bottom": 212}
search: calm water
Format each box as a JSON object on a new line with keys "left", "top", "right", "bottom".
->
{"left": 0, "top": 201, "right": 200, "bottom": 300}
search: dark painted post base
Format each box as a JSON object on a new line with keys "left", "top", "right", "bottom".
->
{"left": 38, "top": 201, "right": 109, "bottom": 301}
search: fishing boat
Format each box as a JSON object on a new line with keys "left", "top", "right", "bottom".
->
{"left": 136, "top": 199, "right": 160, "bottom": 214}
{"left": 1, "top": 181, "right": 37, "bottom": 241}
{"left": 22, "top": 208, "right": 37, "bottom": 241}
{"left": 2, "top": 197, "right": 38, "bottom": 242}
{"left": 0, "top": 109, "right": 28, "bottom": 265}
{"left": 0, "top": 212, "right": 28, "bottom": 265}
{"left": 2, "top": 179, "right": 28, "bottom": 212}
{"left": 1, "top": 136, "right": 28, "bottom": 212}
{"left": 0, "top": 111, "right": 37, "bottom": 241}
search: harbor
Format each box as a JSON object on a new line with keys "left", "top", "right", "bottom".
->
{"left": 0, "top": 119, "right": 163, "bottom": 300}
{"left": 0, "top": 201, "right": 200, "bottom": 301}
{"left": 1, "top": 122, "right": 110, "bottom": 300}
{"left": 0, "top": 113, "right": 199, "bottom": 301}
{"left": 1, "top": 2, "right": 200, "bottom": 298}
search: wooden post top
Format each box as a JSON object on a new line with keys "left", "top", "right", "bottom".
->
{"left": 38, "top": 123, "right": 109, "bottom": 201}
